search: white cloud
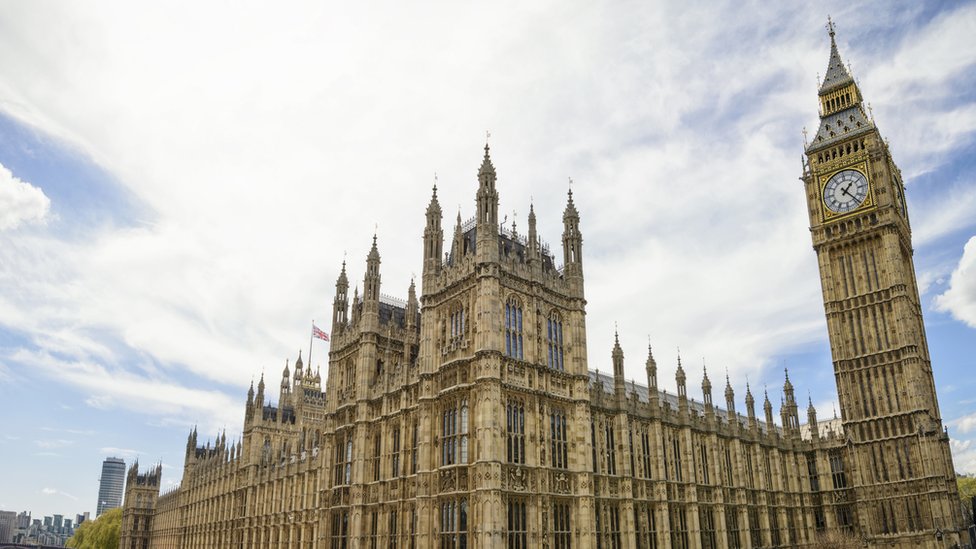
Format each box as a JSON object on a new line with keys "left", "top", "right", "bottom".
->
{"left": 10, "top": 348, "right": 244, "bottom": 434}
{"left": 935, "top": 236, "right": 976, "bottom": 328}
{"left": 0, "top": 161, "right": 49, "bottom": 230}
{"left": 953, "top": 410, "right": 976, "bottom": 435}
{"left": 40, "top": 487, "right": 78, "bottom": 501}
{"left": 951, "top": 438, "right": 976, "bottom": 475}
{"left": 912, "top": 184, "right": 976, "bottom": 248}
{"left": 34, "top": 438, "right": 73, "bottom": 449}
{"left": 0, "top": 2, "right": 972, "bottom": 473}
{"left": 100, "top": 447, "right": 142, "bottom": 460}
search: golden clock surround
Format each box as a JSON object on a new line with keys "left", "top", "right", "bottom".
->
{"left": 819, "top": 161, "right": 874, "bottom": 223}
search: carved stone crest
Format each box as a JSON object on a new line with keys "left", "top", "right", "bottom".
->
{"left": 510, "top": 467, "right": 527, "bottom": 491}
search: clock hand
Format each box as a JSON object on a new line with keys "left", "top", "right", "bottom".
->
{"left": 841, "top": 186, "right": 855, "bottom": 199}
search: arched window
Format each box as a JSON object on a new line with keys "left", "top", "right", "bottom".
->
{"left": 442, "top": 398, "right": 469, "bottom": 465}
{"left": 449, "top": 302, "right": 466, "bottom": 341}
{"left": 547, "top": 311, "right": 565, "bottom": 370}
{"left": 506, "top": 399, "right": 525, "bottom": 464}
{"left": 550, "top": 408, "right": 567, "bottom": 469}
{"left": 505, "top": 297, "right": 524, "bottom": 359}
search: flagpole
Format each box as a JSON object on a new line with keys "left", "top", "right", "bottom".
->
{"left": 308, "top": 320, "right": 314, "bottom": 371}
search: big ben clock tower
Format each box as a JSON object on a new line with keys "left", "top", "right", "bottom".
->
{"left": 802, "top": 20, "right": 964, "bottom": 546}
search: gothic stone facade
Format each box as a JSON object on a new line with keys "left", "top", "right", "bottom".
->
{"left": 122, "top": 28, "right": 965, "bottom": 549}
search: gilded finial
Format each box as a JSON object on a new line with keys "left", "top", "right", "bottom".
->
{"left": 826, "top": 15, "right": 835, "bottom": 38}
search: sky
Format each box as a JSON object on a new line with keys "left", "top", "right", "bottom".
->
{"left": 0, "top": 0, "right": 975, "bottom": 519}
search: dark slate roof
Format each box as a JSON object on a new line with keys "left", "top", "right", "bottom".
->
{"left": 587, "top": 370, "right": 784, "bottom": 434}
{"left": 820, "top": 36, "right": 855, "bottom": 94}
{"left": 805, "top": 106, "right": 874, "bottom": 153}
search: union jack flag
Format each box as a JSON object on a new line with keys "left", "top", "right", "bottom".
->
{"left": 312, "top": 324, "right": 330, "bottom": 342}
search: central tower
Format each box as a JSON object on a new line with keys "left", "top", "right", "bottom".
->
{"left": 418, "top": 143, "right": 595, "bottom": 547}
{"left": 801, "top": 21, "right": 963, "bottom": 546}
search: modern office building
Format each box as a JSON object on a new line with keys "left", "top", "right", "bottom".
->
{"left": 97, "top": 456, "right": 127, "bottom": 517}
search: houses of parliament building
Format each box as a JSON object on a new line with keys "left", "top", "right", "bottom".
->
{"left": 120, "top": 24, "right": 966, "bottom": 549}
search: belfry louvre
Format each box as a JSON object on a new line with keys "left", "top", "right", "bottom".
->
{"left": 120, "top": 25, "right": 965, "bottom": 549}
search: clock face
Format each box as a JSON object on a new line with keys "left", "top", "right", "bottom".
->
{"left": 823, "top": 169, "right": 869, "bottom": 214}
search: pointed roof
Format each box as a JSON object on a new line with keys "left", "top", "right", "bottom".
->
{"left": 426, "top": 184, "right": 441, "bottom": 215}
{"left": 337, "top": 260, "right": 348, "bottom": 287}
{"left": 724, "top": 372, "right": 734, "bottom": 400}
{"left": 478, "top": 143, "right": 496, "bottom": 178}
{"left": 806, "top": 19, "right": 874, "bottom": 153}
{"left": 820, "top": 18, "right": 855, "bottom": 94}
{"left": 675, "top": 351, "right": 686, "bottom": 384}
{"left": 701, "top": 361, "right": 711, "bottom": 392}
{"left": 563, "top": 186, "right": 579, "bottom": 220}
{"left": 367, "top": 234, "right": 380, "bottom": 263}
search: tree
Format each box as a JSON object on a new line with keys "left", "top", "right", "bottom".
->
{"left": 66, "top": 507, "right": 121, "bottom": 549}
{"left": 958, "top": 474, "right": 976, "bottom": 525}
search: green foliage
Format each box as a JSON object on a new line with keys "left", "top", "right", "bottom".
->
{"left": 66, "top": 507, "right": 121, "bottom": 549}
{"left": 959, "top": 474, "right": 976, "bottom": 524}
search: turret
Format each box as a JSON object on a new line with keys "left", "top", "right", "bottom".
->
{"left": 351, "top": 286, "right": 361, "bottom": 324}
{"left": 701, "top": 362, "right": 713, "bottom": 410}
{"left": 763, "top": 390, "right": 775, "bottom": 434}
{"left": 561, "top": 186, "right": 583, "bottom": 281}
{"left": 405, "top": 279, "right": 418, "bottom": 331}
{"left": 255, "top": 373, "right": 265, "bottom": 408}
{"left": 527, "top": 202, "right": 539, "bottom": 261}
{"left": 807, "top": 396, "right": 820, "bottom": 441}
{"left": 645, "top": 344, "right": 658, "bottom": 406}
{"left": 332, "top": 261, "right": 349, "bottom": 335}
{"left": 361, "top": 236, "right": 381, "bottom": 332}
{"left": 475, "top": 143, "right": 499, "bottom": 263}
{"left": 450, "top": 210, "right": 464, "bottom": 263}
{"left": 280, "top": 359, "right": 291, "bottom": 402}
{"left": 675, "top": 353, "right": 687, "bottom": 399}
{"left": 611, "top": 331, "right": 626, "bottom": 406}
{"left": 295, "top": 351, "right": 304, "bottom": 381}
{"left": 675, "top": 353, "right": 688, "bottom": 416}
{"left": 724, "top": 373, "right": 735, "bottom": 416}
{"left": 781, "top": 368, "right": 800, "bottom": 433}
{"left": 423, "top": 184, "right": 443, "bottom": 275}
{"left": 246, "top": 380, "right": 255, "bottom": 420}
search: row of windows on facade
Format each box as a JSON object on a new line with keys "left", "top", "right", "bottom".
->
{"left": 504, "top": 299, "right": 565, "bottom": 370}
{"left": 327, "top": 403, "right": 852, "bottom": 493}
{"left": 321, "top": 499, "right": 851, "bottom": 549}
{"left": 442, "top": 300, "right": 566, "bottom": 370}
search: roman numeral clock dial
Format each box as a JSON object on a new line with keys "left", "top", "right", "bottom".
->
{"left": 822, "top": 169, "right": 869, "bottom": 214}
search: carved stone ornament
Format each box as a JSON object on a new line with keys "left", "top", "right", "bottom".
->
{"left": 554, "top": 472, "right": 570, "bottom": 494}
{"left": 510, "top": 467, "right": 527, "bottom": 491}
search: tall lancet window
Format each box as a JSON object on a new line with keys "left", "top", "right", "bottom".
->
{"left": 442, "top": 398, "right": 469, "bottom": 465}
{"left": 506, "top": 399, "right": 525, "bottom": 464}
{"left": 505, "top": 297, "right": 524, "bottom": 359}
{"left": 449, "top": 303, "right": 466, "bottom": 341}
{"left": 547, "top": 311, "right": 565, "bottom": 370}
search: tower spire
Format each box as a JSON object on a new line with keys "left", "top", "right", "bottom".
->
{"left": 475, "top": 140, "right": 499, "bottom": 262}
{"left": 423, "top": 181, "right": 444, "bottom": 275}
{"left": 820, "top": 16, "right": 854, "bottom": 94}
